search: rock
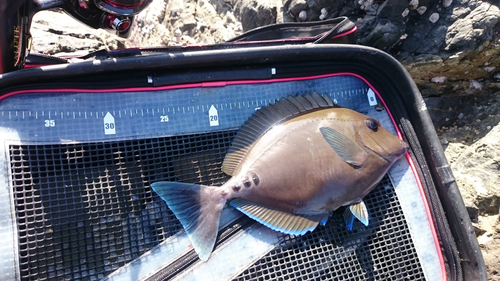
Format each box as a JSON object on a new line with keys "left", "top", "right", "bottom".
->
{"left": 444, "top": 3, "right": 499, "bottom": 52}
{"left": 287, "top": 0, "right": 308, "bottom": 19}
{"left": 233, "top": 0, "right": 280, "bottom": 31}
{"left": 398, "top": 2, "right": 500, "bottom": 97}
{"left": 31, "top": 10, "right": 125, "bottom": 55}
{"left": 126, "top": 0, "right": 171, "bottom": 47}
{"left": 133, "top": 0, "right": 242, "bottom": 45}
{"left": 474, "top": 214, "right": 500, "bottom": 279}
{"left": 444, "top": 122, "right": 500, "bottom": 222}
{"left": 443, "top": 117, "right": 500, "bottom": 279}
{"left": 355, "top": 0, "right": 408, "bottom": 50}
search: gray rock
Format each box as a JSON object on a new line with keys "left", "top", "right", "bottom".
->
{"left": 126, "top": 0, "right": 171, "bottom": 47}
{"left": 31, "top": 10, "right": 125, "bottom": 55}
{"left": 130, "top": 0, "right": 243, "bottom": 45}
{"left": 233, "top": 0, "right": 280, "bottom": 31}
{"left": 444, "top": 122, "right": 500, "bottom": 277}
{"left": 444, "top": 2, "right": 500, "bottom": 52}
{"left": 355, "top": 0, "right": 408, "bottom": 49}
{"left": 398, "top": 2, "right": 500, "bottom": 97}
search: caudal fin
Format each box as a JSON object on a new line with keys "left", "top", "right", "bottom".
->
{"left": 150, "top": 182, "right": 226, "bottom": 261}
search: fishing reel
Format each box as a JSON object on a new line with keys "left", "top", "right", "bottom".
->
{"left": 0, "top": 0, "right": 152, "bottom": 73}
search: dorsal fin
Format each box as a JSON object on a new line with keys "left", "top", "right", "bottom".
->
{"left": 222, "top": 93, "right": 337, "bottom": 175}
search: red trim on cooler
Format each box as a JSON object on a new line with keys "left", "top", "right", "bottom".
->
{"left": 364, "top": 75, "right": 447, "bottom": 281}
{"left": 330, "top": 25, "right": 357, "bottom": 40}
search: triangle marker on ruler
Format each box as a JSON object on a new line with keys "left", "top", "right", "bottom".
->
{"left": 104, "top": 112, "right": 116, "bottom": 135}
{"left": 209, "top": 105, "right": 219, "bottom": 127}
{"left": 367, "top": 88, "right": 378, "bottom": 106}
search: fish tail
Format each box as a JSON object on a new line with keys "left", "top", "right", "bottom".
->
{"left": 150, "top": 182, "right": 226, "bottom": 261}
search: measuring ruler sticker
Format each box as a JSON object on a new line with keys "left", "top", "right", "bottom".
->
{"left": 0, "top": 75, "right": 374, "bottom": 142}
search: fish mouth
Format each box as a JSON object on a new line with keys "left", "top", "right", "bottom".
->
{"left": 361, "top": 134, "right": 409, "bottom": 162}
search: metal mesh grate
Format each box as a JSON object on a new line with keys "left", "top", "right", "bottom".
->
{"left": 10, "top": 131, "right": 425, "bottom": 281}
{"left": 234, "top": 175, "right": 425, "bottom": 280}
{"left": 10, "top": 131, "right": 235, "bottom": 280}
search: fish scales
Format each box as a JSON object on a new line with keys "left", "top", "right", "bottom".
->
{"left": 151, "top": 93, "right": 408, "bottom": 261}
{"left": 228, "top": 109, "right": 388, "bottom": 213}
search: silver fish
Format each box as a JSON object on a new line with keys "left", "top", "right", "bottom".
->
{"left": 151, "top": 93, "right": 408, "bottom": 261}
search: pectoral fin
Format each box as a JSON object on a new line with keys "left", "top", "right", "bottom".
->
{"left": 343, "top": 201, "right": 369, "bottom": 231}
{"left": 319, "top": 127, "right": 368, "bottom": 167}
{"left": 230, "top": 198, "right": 329, "bottom": 236}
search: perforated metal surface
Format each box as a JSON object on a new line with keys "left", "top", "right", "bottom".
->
{"left": 234, "top": 175, "right": 424, "bottom": 280}
{"left": 10, "top": 133, "right": 425, "bottom": 281}
{"left": 10, "top": 132, "right": 235, "bottom": 280}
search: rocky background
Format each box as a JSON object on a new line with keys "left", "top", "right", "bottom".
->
{"left": 30, "top": 0, "right": 499, "bottom": 278}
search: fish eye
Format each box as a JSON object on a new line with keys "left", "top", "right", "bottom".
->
{"left": 365, "top": 119, "right": 379, "bottom": 131}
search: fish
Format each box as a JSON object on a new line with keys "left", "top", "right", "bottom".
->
{"left": 151, "top": 93, "right": 409, "bottom": 261}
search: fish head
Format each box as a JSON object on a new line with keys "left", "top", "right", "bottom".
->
{"left": 356, "top": 117, "right": 408, "bottom": 163}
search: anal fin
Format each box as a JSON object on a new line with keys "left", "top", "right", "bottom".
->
{"left": 230, "top": 198, "right": 329, "bottom": 236}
